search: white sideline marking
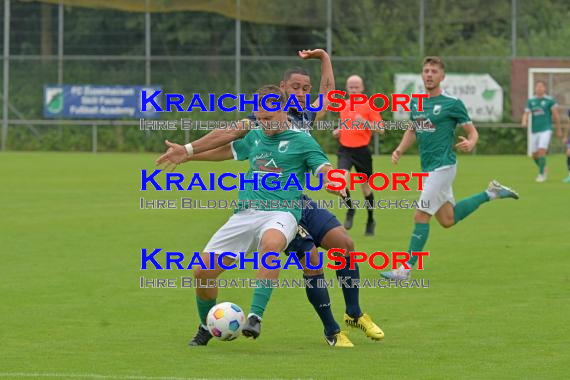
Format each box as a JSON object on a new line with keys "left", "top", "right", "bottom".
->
{"left": 0, "top": 374, "right": 197, "bottom": 380}
{"left": 0, "top": 374, "right": 303, "bottom": 380}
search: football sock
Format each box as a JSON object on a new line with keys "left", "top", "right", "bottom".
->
{"left": 538, "top": 156, "right": 546, "bottom": 175}
{"left": 454, "top": 192, "right": 490, "bottom": 224}
{"left": 336, "top": 262, "right": 362, "bottom": 318}
{"left": 533, "top": 158, "right": 540, "bottom": 167}
{"left": 406, "top": 223, "right": 430, "bottom": 267}
{"left": 567, "top": 156, "right": 570, "bottom": 172}
{"left": 304, "top": 274, "right": 340, "bottom": 336}
{"left": 196, "top": 296, "right": 216, "bottom": 326}
{"left": 249, "top": 279, "right": 274, "bottom": 319}
{"left": 345, "top": 189, "right": 354, "bottom": 211}
{"left": 365, "top": 193, "right": 374, "bottom": 221}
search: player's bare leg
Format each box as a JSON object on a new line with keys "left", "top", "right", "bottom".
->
{"left": 194, "top": 254, "right": 228, "bottom": 301}
{"left": 242, "top": 229, "right": 286, "bottom": 339}
{"left": 435, "top": 203, "right": 455, "bottom": 228}
{"left": 189, "top": 253, "right": 229, "bottom": 347}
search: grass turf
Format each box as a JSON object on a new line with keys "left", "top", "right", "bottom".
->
{"left": 1, "top": 152, "right": 569, "bottom": 380}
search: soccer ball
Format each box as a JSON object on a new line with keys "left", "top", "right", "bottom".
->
{"left": 206, "top": 302, "right": 246, "bottom": 341}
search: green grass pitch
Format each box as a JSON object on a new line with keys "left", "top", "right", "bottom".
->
{"left": 1, "top": 152, "right": 569, "bottom": 380}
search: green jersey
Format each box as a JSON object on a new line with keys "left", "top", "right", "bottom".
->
{"left": 231, "top": 129, "right": 330, "bottom": 221}
{"left": 410, "top": 92, "right": 472, "bottom": 172}
{"left": 525, "top": 96, "right": 557, "bottom": 133}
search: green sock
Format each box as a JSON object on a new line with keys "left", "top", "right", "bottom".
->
{"left": 537, "top": 156, "right": 546, "bottom": 175}
{"left": 406, "top": 223, "right": 430, "bottom": 267}
{"left": 453, "top": 192, "right": 490, "bottom": 225}
{"left": 196, "top": 296, "right": 216, "bottom": 326}
{"left": 533, "top": 158, "right": 540, "bottom": 167}
{"left": 250, "top": 279, "right": 274, "bottom": 319}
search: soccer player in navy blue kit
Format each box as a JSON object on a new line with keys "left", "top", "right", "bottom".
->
{"left": 157, "top": 49, "right": 384, "bottom": 341}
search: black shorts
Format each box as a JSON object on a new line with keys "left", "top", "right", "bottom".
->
{"left": 337, "top": 145, "right": 373, "bottom": 176}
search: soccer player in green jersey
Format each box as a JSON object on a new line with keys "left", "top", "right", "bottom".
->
{"left": 521, "top": 80, "right": 562, "bottom": 182}
{"left": 162, "top": 86, "right": 353, "bottom": 347}
{"left": 381, "top": 57, "right": 519, "bottom": 281}
{"left": 157, "top": 49, "right": 384, "bottom": 342}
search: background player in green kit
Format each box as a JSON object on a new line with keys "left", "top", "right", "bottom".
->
{"left": 521, "top": 80, "right": 562, "bottom": 182}
{"left": 381, "top": 57, "right": 520, "bottom": 281}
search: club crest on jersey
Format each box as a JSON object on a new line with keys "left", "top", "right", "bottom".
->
{"left": 416, "top": 118, "right": 435, "bottom": 133}
{"left": 255, "top": 157, "right": 282, "bottom": 173}
{"left": 278, "top": 140, "right": 290, "bottom": 153}
{"left": 433, "top": 105, "right": 442, "bottom": 115}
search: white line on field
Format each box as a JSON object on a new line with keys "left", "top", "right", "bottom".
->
{"left": 0, "top": 374, "right": 190, "bottom": 380}
{"left": 0, "top": 374, "right": 194, "bottom": 380}
{"left": 0, "top": 373, "right": 304, "bottom": 380}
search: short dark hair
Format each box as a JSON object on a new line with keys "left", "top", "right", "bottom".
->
{"left": 283, "top": 67, "right": 310, "bottom": 82}
{"left": 255, "top": 85, "right": 286, "bottom": 108}
{"left": 535, "top": 80, "right": 547, "bottom": 87}
{"left": 423, "top": 56, "right": 445, "bottom": 70}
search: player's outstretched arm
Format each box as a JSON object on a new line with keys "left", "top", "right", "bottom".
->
{"left": 155, "top": 120, "right": 250, "bottom": 167}
{"left": 190, "top": 143, "right": 234, "bottom": 161}
{"left": 456, "top": 124, "right": 478, "bottom": 152}
{"left": 392, "top": 128, "right": 416, "bottom": 164}
{"left": 190, "top": 120, "right": 250, "bottom": 155}
{"left": 298, "top": 49, "right": 334, "bottom": 120}
{"left": 521, "top": 110, "right": 529, "bottom": 128}
{"left": 155, "top": 140, "right": 232, "bottom": 170}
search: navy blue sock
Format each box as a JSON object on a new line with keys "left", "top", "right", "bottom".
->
{"left": 304, "top": 274, "right": 340, "bottom": 337}
{"left": 336, "top": 262, "right": 362, "bottom": 318}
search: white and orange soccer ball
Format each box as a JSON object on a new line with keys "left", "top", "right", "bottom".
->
{"left": 206, "top": 302, "right": 246, "bottom": 341}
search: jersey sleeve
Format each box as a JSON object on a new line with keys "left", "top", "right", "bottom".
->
{"left": 524, "top": 99, "right": 531, "bottom": 112}
{"left": 302, "top": 136, "right": 331, "bottom": 176}
{"left": 550, "top": 97, "right": 558, "bottom": 109}
{"left": 451, "top": 99, "right": 472, "bottom": 126}
{"left": 230, "top": 131, "right": 254, "bottom": 161}
{"left": 409, "top": 98, "right": 417, "bottom": 121}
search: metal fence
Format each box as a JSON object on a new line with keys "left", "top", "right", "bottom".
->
{"left": 0, "top": 0, "right": 567, "bottom": 153}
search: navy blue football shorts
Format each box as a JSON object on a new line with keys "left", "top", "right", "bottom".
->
{"left": 285, "top": 194, "right": 342, "bottom": 258}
